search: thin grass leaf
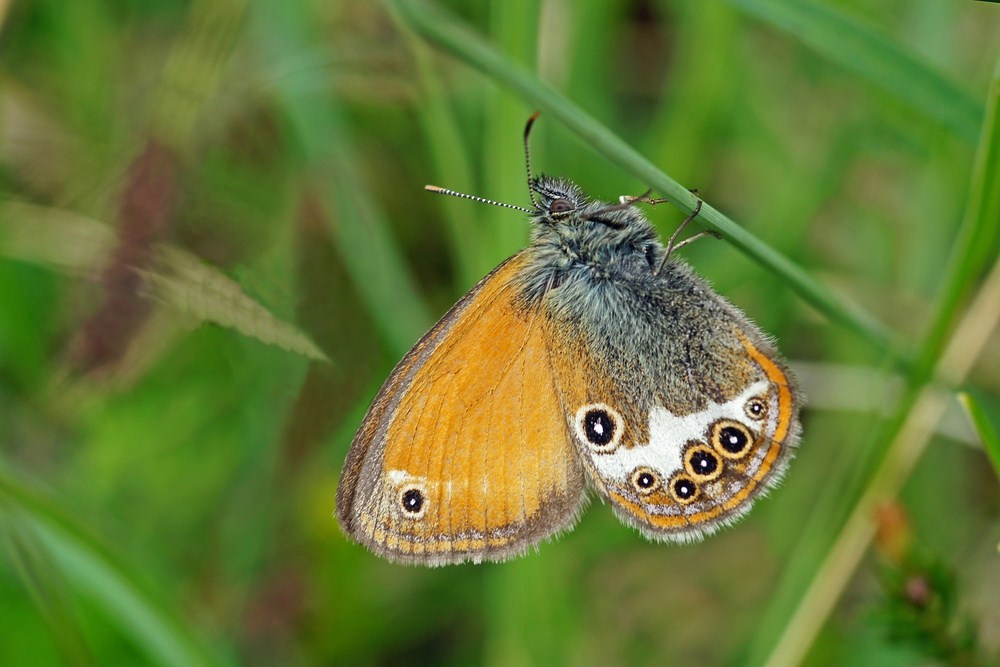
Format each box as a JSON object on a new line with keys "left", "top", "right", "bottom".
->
{"left": 0, "top": 202, "right": 326, "bottom": 362}
{"left": 402, "top": 31, "right": 486, "bottom": 287}
{"left": 754, "top": 55, "right": 1000, "bottom": 667}
{"left": 149, "top": 0, "right": 247, "bottom": 151}
{"left": 914, "top": 56, "right": 1000, "bottom": 380}
{"left": 1, "top": 514, "right": 94, "bottom": 667}
{"left": 726, "top": 0, "right": 982, "bottom": 144}
{"left": 249, "top": 0, "right": 434, "bottom": 358}
{"left": 479, "top": 1, "right": 541, "bottom": 264}
{"left": 145, "top": 247, "right": 328, "bottom": 362}
{"left": 0, "top": 201, "right": 114, "bottom": 273}
{"left": 758, "top": 253, "right": 1000, "bottom": 667}
{"left": 385, "top": 0, "right": 902, "bottom": 362}
{"left": 0, "top": 469, "right": 226, "bottom": 667}
{"left": 957, "top": 390, "right": 1000, "bottom": 484}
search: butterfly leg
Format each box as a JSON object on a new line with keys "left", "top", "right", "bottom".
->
{"left": 618, "top": 187, "right": 700, "bottom": 207}
{"left": 656, "top": 199, "right": 707, "bottom": 275}
{"left": 669, "top": 229, "right": 722, "bottom": 253}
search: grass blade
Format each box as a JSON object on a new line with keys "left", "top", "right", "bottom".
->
{"left": 913, "top": 55, "right": 1000, "bottom": 379}
{"left": 0, "top": 469, "right": 226, "bottom": 667}
{"left": 250, "top": 0, "right": 435, "bottom": 357}
{"left": 727, "top": 0, "right": 982, "bottom": 143}
{"left": 385, "top": 0, "right": 901, "bottom": 361}
{"left": 2, "top": 514, "right": 94, "bottom": 666}
{"left": 958, "top": 390, "right": 1000, "bottom": 484}
{"left": 0, "top": 202, "right": 327, "bottom": 362}
{"left": 759, "top": 250, "right": 1000, "bottom": 666}
{"left": 755, "top": 54, "right": 1000, "bottom": 667}
{"left": 145, "top": 247, "right": 328, "bottom": 362}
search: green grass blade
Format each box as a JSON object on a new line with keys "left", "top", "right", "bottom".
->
{"left": 0, "top": 202, "right": 114, "bottom": 273}
{"left": 0, "top": 469, "right": 226, "bottom": 667}
{"left": 757, "top": 251, "right": 1000, "bottom": 667}
{"left": 2, "top": 514, "right": 94, "bottom": 666}
{"left": 914, "top": 56, "right": 1000, "bottom": 380}
{"left": 751, "top": 54, "right": 1000, "bottom": 667}
{"left": 727, "top": 0, "right": 982, "bottom": 144}
{"left": 385, "top": 0, "right": 901, "bottom": 360}
{"left": 0, "top": 202, "right": 327, "bottom": 362}
{"left": 146, "top": 247, "right": 328, "bottom": 362}
{"left": 149, "top": 0, "right": 247, "bottom": 151}
{"left": 404, "top": 33, "right": 486, "bottom": 287}
{"left": 958, "top": 390, "right": 1000, "bottom": 484}
{"left": 249, "top": 0, "right": 434, "bottom": 358}
{"left": 479, "top": 1, "right": 541, "bottom": 265}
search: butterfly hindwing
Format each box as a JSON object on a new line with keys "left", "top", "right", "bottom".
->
{"left": 544, "top": 259, "right": 800, "bottom": 542}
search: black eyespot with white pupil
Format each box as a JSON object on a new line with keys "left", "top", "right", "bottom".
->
{"left": 745, "top": 397, "right": 767, "bottom": 420}
{"left": 670, "top": 476, "right": 698, "bottom": 503}
{"left": 720, "top": 427, "right": 748, "bottom": 453}
{"left": 710, "top": 420, "right": 754, "bottom": 459}
{"left": 576, "top": 404, "right": 623, "bottom": 452}
{"left": 400, "top": 487, "right": 425, "bottom": 517}
{"left": 630, "top": 467, "right": 660, "bottom": 495}
{"left": 688, "top": 449, "right": 720, "bottom": 477}
{"left": 584, "top": 410, "right": 614, "bottom": 445}
{"left": 550, "top": 198, "right": 575, "bottom": 214}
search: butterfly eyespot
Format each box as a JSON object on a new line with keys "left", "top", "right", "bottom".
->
{"left": 398, "top": 485, "right": 427, "bottom": 520}
{"left": 710, "top": 420, "right": 754, "bottom": 459}
{"left": 549, "top": 198, "right": 575, "bottom": 215}
{"left": 668, "top": 474, "right": 699, "bottom": 504}
{"left": 575, "top": 404, "right": 623, "bottom": 452}
{"left": 630, "top": 467, "right": 661, "bottom": 495}
{"left": 744, "top": 396, "right": 768, "bottom": 421}
{"left": 685, "top": 445, "right": 723, "bottom": 481}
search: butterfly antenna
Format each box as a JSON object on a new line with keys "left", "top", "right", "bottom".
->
{"left": 424, "top": 185, "right": 534, "bottom": 214}
{"left": 523, "top": 111, "right": 541, "bottom": 208}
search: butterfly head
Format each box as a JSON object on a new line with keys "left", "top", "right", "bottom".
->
{"left": 528, "top": 175, "right": 588, "bottom": 221}
{"left": 527, "top": 175, "right": 660, "bottom": 264}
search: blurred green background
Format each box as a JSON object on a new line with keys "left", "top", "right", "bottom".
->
{"left": 2, "top": 0, "right": 1000, "bottom": 665}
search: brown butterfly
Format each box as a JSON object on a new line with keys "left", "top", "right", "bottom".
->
{"left": 336, "top": 115, "right": 801, "bottom": 565}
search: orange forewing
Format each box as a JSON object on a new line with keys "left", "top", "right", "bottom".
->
{"left": 336, "top": 254, "right": 586, "bottom": 564}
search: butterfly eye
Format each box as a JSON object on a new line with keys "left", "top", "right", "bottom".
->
{"left": 744, "top": 396, "right": 768, "bottom": 421}
{"left": 549, "top": 198, "right": 575, "bottom": 215}
{"left": 710, "top": 420, "right": 755, "bottom": 459}
{"left": 668, "top": 474, "right": 699, "bottom": 504}
{"left": 630, "top": 467, "right": 661, "bottom": 495}
{"left": 685, "top": 445, "right": 723, "bottom": 481}
{"left": 575, "top": 403, "right": 624, "bottom": 452}
{"left": 398, "top": 485, "right": 427, "bottom": 519}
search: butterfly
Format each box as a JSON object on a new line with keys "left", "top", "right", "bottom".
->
{"left": 336, "top": 114, "right": 801, "bottom": 565}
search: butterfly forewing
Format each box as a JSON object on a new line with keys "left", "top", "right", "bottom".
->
{"left": 336, "top": 254, "right": 587, "bottom": 565}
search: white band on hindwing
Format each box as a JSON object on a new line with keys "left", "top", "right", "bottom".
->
{"left": 588, "top": 380, "right": 772, "bottom": 483}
